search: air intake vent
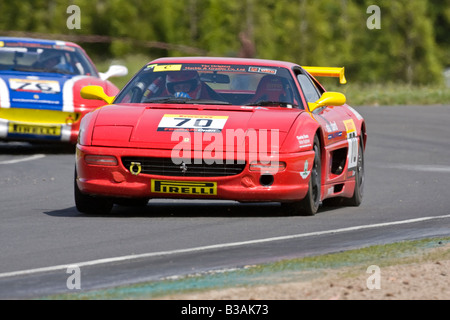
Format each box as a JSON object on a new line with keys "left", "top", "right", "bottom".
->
{"left": 121, "top": 157, "right": 246, "bottom": 177}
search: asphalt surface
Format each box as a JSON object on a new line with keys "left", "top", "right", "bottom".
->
{"left": 1, "top": 105, "right": 450, "bottom": 299}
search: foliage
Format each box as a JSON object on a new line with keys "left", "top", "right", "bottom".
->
{"left": 0, "top": 0, "right": 448, "bottom": 85}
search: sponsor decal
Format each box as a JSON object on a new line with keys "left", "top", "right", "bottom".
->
{"left": 296, "top": 134, "right": 312, "bottom": 149}
{"left": 328, "top": 131, "right": 343, "bottom": 140}
{"left": 184, "top": 64, "right": 246, "bottom": 72}
{"left": 153, "top": 64, "right": 182, "bottom": 72}
{"left": 1, "top": 41, "right": 53, "bottom": 49}
{"left": 299, "top": 160, "right": 310, "bottom": 179}
{"left": 248, "top": 66, "right": 277, "bottom": 74}
{"left": 343, "top": 119, "right": 357, "bottom": 136}
{"left": 325, "top": 121, "right": 338, "bottom": 133}
{"left": 158, "top": 114, "right": 228, "bottom": 133}
{"left": 151, "top": 179, "right": 217, "bottom": 195}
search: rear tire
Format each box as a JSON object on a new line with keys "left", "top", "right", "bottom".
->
{"left": 74, "top": 168, "right": 113, "bottom": 215}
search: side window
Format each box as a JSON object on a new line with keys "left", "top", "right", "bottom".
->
{"left": 297, "top": 73, "right": 321, "bottom": 102}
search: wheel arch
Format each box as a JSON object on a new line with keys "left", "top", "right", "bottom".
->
{"left": 360, "top": 120, "right": 367, "bottom": 150}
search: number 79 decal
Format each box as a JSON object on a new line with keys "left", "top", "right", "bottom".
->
{"left": 157, "top": 114, "right": 228, "bottom": 133}
{"left": 9, "top": 78, "right": 61, "bottom": 94}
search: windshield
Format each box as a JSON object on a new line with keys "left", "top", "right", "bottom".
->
{"left": 115, "top": 63, "right": 303, "bottom": 108}
{"left": 0, "top": 42, "right": 98, "bottom": 76}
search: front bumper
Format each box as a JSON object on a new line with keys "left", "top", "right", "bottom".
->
{"left": 0, "top": 108, "right": 82, "bottom": 143}
{"left": 75, "top": 145, "right": 315, "bottom": 202}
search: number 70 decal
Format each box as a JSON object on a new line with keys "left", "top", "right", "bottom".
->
{"left": 157, "top": 114, "right": 228, "bottom": 133}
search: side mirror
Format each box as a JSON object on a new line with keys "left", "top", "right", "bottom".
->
{"left": 99, "top": 65, "right": 128, "bottom": 81}
{"left": 308, "top": 92, "right": 346, "bottom": 112}
{"left": 81, "top": 85, "right": 115, "bottom": 104}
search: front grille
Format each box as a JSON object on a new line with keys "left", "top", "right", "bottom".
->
{"left": 121, "top": 157, "right": 246, "bottom": 177}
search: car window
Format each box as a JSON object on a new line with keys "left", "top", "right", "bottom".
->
{"left": 0, "top": 44, "right": 98, "bottom": 76}
{"left": 115, "top": 63, "right": 304, "bottom": 108}
{"left": 297, "top": 73, "right": 321, "bottom": 102}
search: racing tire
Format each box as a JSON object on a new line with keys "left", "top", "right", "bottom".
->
{"left": 282, "top": 135, "right": 322, "bottom": 216}
{"left": 74, "top": 168, "right": 113, "bottom": 215}
{"left": 344, "top": 136, "right": 365, "bottom": 206}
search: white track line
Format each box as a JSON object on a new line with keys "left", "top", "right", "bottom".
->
{"left": 379, "top": 164, "right": 450, "bottom": 173}
{"left": 0, "top": 154, "right": 45, "bottom": 165}
{"left": 1, "top": 214, "right": 449, "bottom": 279}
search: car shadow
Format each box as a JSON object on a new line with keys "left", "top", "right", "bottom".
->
{"left": 44, "top": 200, "right": 297, "bottom": 218}
{"left": 0, "top": 141, "right": 75, "bottom": 155}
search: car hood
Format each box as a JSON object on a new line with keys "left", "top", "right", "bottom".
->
{"left": 0, "top": 71, "right": 90, "bottom": 111}
{"left": 91, "top": 104, "right": 302, "bottom": 150}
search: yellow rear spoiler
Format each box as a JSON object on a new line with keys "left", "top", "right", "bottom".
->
{"left": 303, "top": 66, "right": 347, "bottom": 84}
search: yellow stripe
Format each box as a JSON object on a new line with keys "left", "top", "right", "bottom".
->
{"left": 154, "top": 64, "right": 182, "bottom": 72}
{"left": 0, "top": 108, "right": 81, "bottom": 124}
{"left": 303, "top": 66, "right": 347, "bottom": 84}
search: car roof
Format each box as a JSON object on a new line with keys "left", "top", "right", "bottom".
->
{"left": 0, "top": 36, "right": 80, "bottom": 48}
{"left": 148, "top": 56, "right": 300, "bottom": 69}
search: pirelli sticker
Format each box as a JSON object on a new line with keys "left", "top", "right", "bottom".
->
{"left": 8, "top": 123, "right": 61, "bottom": 136}
{"left": 151, "top": 179, "right": 217, "bottom": 195}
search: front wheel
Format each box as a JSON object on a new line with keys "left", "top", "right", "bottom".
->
{"left": 74, "top": 168, "right": 113, "bottom": 215}
{"left": 282, "top": 135, "right": 322, "bottom": 216}
{"left": 344, "top": 137, "right": 365, "bottom": 206}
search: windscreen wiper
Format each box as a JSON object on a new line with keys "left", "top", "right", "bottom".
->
{"left": 144, "top": 97, "right": 230, "bottom": 105}
{"left": 245, "top": 100, "right": 298, "bottom": 108}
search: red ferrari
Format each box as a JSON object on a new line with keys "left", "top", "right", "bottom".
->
{"left": 75, "top": 57, "right": 366, "bottom": 215}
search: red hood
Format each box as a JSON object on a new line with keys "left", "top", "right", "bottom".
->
{"left": 91, "top": 104, "right": 301, "bottom": 150}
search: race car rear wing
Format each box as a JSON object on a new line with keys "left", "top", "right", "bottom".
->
{"left": 303, "top": 66, "right": 347, "bottom": 84}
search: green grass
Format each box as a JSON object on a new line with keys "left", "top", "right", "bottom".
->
{"left": 326, "top": 82, "right": 450, "bottom": 106}
{"left": 92, "top": 54, "right": 450, "bottom": 106}
{"left": 43, "top": 236, "right": 450, "bottom": 300}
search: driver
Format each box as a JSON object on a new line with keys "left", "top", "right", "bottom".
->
{"left": 36, "top": 52, "right": 61, "bottom": 70}
{"left": 165, "top": 71, "right": 203, "bottom": 99}
{"left": 34, "top": 51, "right": 74, "bottom": 73}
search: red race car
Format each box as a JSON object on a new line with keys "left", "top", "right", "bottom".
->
{"left": 75, "top": 57, "right": 366, "bottom": 215}
{"left": 0, "top": 37, "right": 127, "bottom": 144}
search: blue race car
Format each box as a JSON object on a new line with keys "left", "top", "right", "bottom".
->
{"left": 0, "top": 37, "right": 127, "bottom": 143}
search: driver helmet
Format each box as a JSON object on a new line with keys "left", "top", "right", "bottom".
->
{"left": 166, "top": 71, "right": 201, "bottom": 98}
{"left": 39, "top": 51, "right": 62, "bottom": 68}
